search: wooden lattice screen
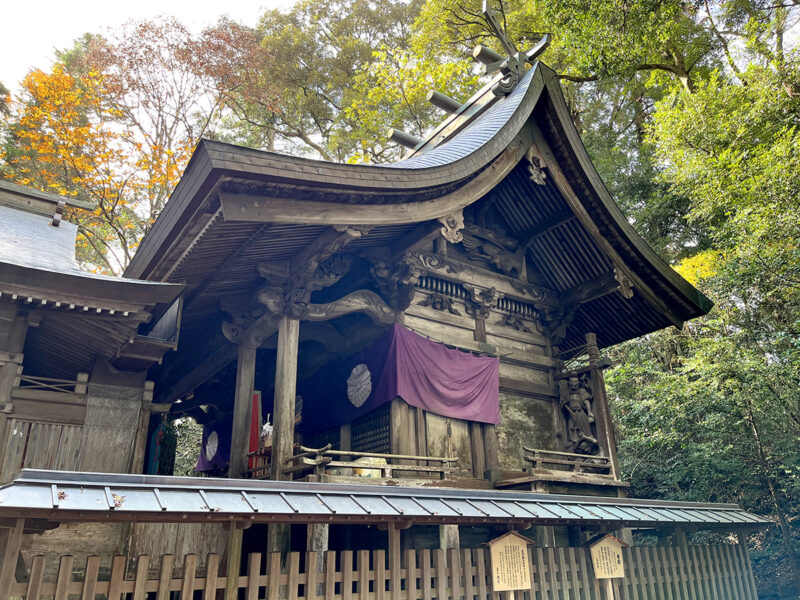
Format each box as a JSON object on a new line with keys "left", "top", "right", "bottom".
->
{"left": 8, "top": 544, "right": 758, "bottom": 600}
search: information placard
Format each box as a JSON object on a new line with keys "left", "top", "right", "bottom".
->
{"left": 487, "top": 531, "right": 533, "bottom": 591}
{"left": 588, "top": 534, "right": 626, "bottom": 579}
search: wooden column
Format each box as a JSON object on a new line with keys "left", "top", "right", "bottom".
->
{"left": 586, "top": 333, "right": 621, "bottom": 480}
{"left": 482, "top": 423, "right": 501, "bottom": 482}
{"left": 271, "top": 315, "right": 300, "bottom": 482}
{"left": 130, "top": 381, "right": 154, "bottom": 474}
{"left": 224, "top": 524, "right": 244, "bottom": 600}
{"left": 267, "top": 315, "right": 300, "bottom": 558}
{"left": 469, "top": 421, "right": 486, "bottom": 479}
{"left": 229, "top": 344, "right": 257, "bottom": 478}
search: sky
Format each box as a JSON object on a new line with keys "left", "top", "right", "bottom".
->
{"left": 1, "top": 0, "right": 298, "bottom": 92}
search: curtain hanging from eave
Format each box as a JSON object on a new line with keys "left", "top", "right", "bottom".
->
{"left": 299, "top": 324, "right": 500, "bottom": 434}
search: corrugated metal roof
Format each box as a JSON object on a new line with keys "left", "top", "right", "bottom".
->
{"left": 0, "top": 470, "right": 769, "bottom": 531}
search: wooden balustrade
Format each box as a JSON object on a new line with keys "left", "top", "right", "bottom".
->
{"left": 523, "top": 447, "right": 613, "bottom": 478}
{"left": 284, "top": 444, "right": 459, "bottom": 480}
{"left": 5, "top": 544, "right": 758, "bottom": 600}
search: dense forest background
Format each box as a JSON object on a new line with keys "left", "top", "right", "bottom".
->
{"left": 1, "top": 0, "right": 798, "bottom": 596}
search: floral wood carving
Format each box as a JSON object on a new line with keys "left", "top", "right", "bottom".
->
{"left": 418, "top": 292, "right": 461, "bottom": 315}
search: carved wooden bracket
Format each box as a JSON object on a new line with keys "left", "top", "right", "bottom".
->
{"left": 464, "top": 284, "right": 497, "bottom": 319}
{"left": 303, "top": 290, "right": 396, "bottom": 325}
{"left": 438, "top": 210, "right": 465, "bottom": 243}
{"left": 222, "top": 312, "right": 278, "bottom": 349}
{"left": 368, "top": 257, "right": 422, "bottom": 311}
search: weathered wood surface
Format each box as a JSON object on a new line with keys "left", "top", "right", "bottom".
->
{"left": 0, "top": 419, "right": 82, "bottom": 483}
{"left": 4, "top": 544, "right": 757, "bottom": 600}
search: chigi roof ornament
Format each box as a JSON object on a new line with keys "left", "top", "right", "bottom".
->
{"left": 475, "top": 0, "right": 550, "bottom": 96}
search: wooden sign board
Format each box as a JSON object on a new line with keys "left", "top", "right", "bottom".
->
{"left": 487, "top": 531, "right": 533, "bottom": 591}
{"left": 588, "top": 534, "right": 627, "bottom": 579}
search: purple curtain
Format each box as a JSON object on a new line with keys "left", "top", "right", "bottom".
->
{"left": 300, "top": 325, "right": 499, "bottom": 434}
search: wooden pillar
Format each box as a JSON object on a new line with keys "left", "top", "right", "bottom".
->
{"left": 229, "top": 344, "right": 257, "bottom": 478}
{"left": 0, "top": 518, "right": 24, "bottom": 600}
{"left": 272, "top": 315, "right": 300, "bottom": 481}
{"left": 224, "top": 524, "right": 244, "bottom": 600}
{"left": 391, "top": 399, "right": 412, "bottom": 456}
{"left": 585, "top": 333, "right": 621, "bottom": 480}
{"left": 439, "top": 525, "right": 460, "bottom": 550}
{"left": 482, "top": 423, "right": 501, "bottom": 482}
{"left": 388, "top": 522, "right": 401, "bottom": 600}
{"left": 130, "top": 381, "right": 154, "bottom": 474}
{"left": 469, "top": 422, "right": 486, "bottom": 479}
{"left": 230, "top": 344, "right": 257, "bottom": 479}
{"left": 267, "top": 315, "right": 300, "bottom": 558}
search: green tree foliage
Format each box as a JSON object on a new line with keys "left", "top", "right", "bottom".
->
{"left": 214, "top": 0, "right": 425, "bottom": 162}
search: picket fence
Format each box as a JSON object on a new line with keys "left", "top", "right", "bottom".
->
{"left": 9, "top": 544, "right": 757, "bottom": 600}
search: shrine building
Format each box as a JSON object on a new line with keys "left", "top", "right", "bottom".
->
{"left": 0, "top": 37, "right": 768, "bottom": 599}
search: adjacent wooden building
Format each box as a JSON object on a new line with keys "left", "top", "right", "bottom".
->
{"left": 0, "top": 47, "right": 766, "bottom": 599}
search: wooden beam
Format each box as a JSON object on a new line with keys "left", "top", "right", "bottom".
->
{"left": 557, "top": 271, "right": 618, "bottom": 308}
{"left": 586, "top": 333, "right": 621, "bottom": 480}
{"left": 218, "top": 143, "right": 523, "bottom": 226}
{"left": 303, "top": 290, "right": 396, "bottom": 325}
{"left": 158, "top": 342, "right": 236, "bottom": 404}
{"left": 229, "top": 344, "right": 256, "bottom": 478}
{"left": 519, "top": 209, "right": 575, "bottom": 247}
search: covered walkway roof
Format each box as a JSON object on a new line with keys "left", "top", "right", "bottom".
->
{"left": 0, "top": 470, "right": 769, "bottom": 532}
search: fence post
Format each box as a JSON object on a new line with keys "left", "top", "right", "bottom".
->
{"left": 0, "top": 518, "right": 24, "bottom": 600}
{"left": 226, "top": 524, "right": 245, "bottom": 600}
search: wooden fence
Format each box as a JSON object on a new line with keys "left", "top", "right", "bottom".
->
{"left": 8, "top": 544, "right": 757, "bottom": 600}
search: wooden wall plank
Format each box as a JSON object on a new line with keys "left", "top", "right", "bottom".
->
{"left": 182, "top": 554, "right": 198, "bottom": 599}
{"left": 343, "top": 550, "right": 354, "bottom": 600}
{"left": 107, "top": 555, "right": 127, "bottom": 600}
{"left": 462, "top": 549, "right": 475, "bottom": 600}
{"left": 702, "top": 545, "right": 719, "bottom": 600}
{"left": 324, "top": 550, "right": 336, "bottom": 600}
{"left": 408, "top": 549, "right": 419, "bottom": 600}
{"left": 247, "top": 552, "right": 263, "bottom": 600}
{"left": 358, "top": 550, "right": 370, "bottom": 600}
{"left": 476, "top": 548, "right": 488, "bottom": 600}
{"left": 565, "top": 549, "right": 581, "bottom": 600}
{"left": 435, "top": 549, "right": 448, "bottom": 600}
{"left": 156, "top": 554, "right": 174, "bottom": 600}
{"left": 81, "top": 555, "right": 101, "bottom": 600}
{"left": 26, "top": 555, "right": 46, "bottom": 600}
{"left": 53, "top": 554, "right": 74, "bottom": 600}
{"left": 288, "top": 551, "right": 302, "bottom": 600}
{"left": 376, "top": 550, "right": 387, "bottom": 600}
{"left": 205, "top": 553, "right": 220, "bottom": 599}
{"left": 534, "top": 547, "right": 548, "bottom": 598}
{"left": 577, "top": 547, "right": 593, "bottom": 600}
{"left": 736, "top": 536, "right": 759, "bottom": 600}
{"left": 270, "top": 552, "right": 284, "bottom": 600}
{"left": 422, "top": 549, "right": 433, "bottom": 600}
{"left": 448, "top": 548, "right": 461, "bottom": 600}
{"left": 307, "top": 551, "right": 320, "bottom": 600}
{"left": 131, "top": 555, "right": 149, "bottom": 600}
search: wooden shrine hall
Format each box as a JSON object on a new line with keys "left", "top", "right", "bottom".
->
{"left": 0, "top": 25, "right": 768, "bottom": 600}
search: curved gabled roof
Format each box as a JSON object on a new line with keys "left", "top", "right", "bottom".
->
{"left": 127, "top": 61, "right": 710, "bottom": 353}
{"left": 0, "top": 199, "right": 183, "bottom": 378}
